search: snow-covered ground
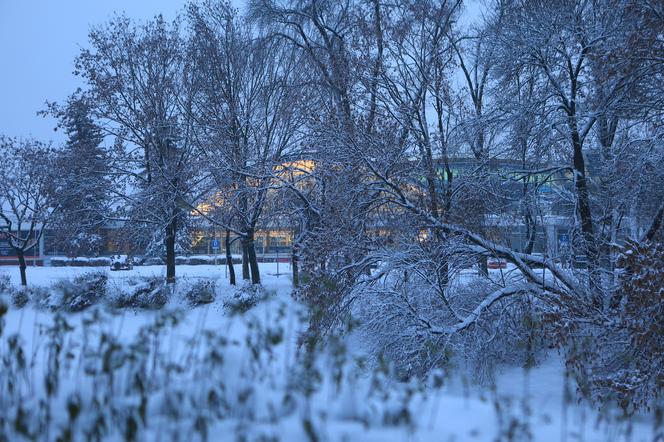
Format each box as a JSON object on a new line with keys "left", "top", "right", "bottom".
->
{"left": 0, "top": 264, "right": 656, "bottom": 441}
{"left": 1, "top": 263, "right": 260, "bottom": 287}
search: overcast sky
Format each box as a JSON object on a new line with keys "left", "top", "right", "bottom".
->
{"left": 0, "top": 0, "right": 480, "bottom": 144}
{"left": 0, "top": 0, "right": 241, "bottom": 143}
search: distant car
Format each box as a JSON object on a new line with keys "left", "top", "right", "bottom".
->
{"left": 487, "top": 257, "right": 507, "bottom": 269}
{"left": 110, "top": 254, "right": 133, "bottom": 271}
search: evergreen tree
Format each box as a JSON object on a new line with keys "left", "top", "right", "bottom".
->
{"left": 45, "top": 93, "right": 111, "bottom": 256}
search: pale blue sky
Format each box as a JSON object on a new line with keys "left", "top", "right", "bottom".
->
{"left": 0, "top": 0, "right": 242, "bottom": 143}
{"left": 0, "top": 0, "right": 479, "bottom": 144}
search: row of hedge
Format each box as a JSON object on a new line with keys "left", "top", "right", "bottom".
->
{"left": 50, "top": 257, "right": 111, "bottom": 267}
{"left": 2, "top": 271, "right": 220, "bottom": 311}
{"left": 49, "top": 255, "right": 243, "bottom": 267}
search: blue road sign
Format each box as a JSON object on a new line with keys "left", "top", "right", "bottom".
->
{"left": 559, "top": 234, "right": 570, "bottom": 245}
{"left": 211, "top": 239, "right": 220, "bottom": 250}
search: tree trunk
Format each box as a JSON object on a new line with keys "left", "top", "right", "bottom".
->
{"left": 242, "top": 240, "right": 250, "bottom": 280}
{"left": 439, "top": 259, "right": 449, "bottom": 290}
{"left": 524, "top": 208, "right": 536, "bottom": 255}
{"left": 17, "top": 248, "right": 27, "bottom": 286}
{"left": 245, "top": 232, "right": 261, "bottom": 284}
{"left": 571, "top": 127, "right": 599, "bottom": 296}
{"left": 424, "top": 142, "right": 439, "bottom": 219}
{"left": 478, "top": 256, "right": 488, "bottom": 276}
{"left": 644, "top": 202, "right": 664, "bottom": 242}
{"left": 292, "top": 241, "right": 300, "bottom": 288}
{"left": 574, "top": 146, "right": 597, "bottom": 262}
{"left": 225, "top": 230, "right": 236, "bottom": 286}
{"left": 165, "top": 217, "right": 177, "bottom": 284}
{"left": 366, "top": 0, "right": 384, "bottom": 134}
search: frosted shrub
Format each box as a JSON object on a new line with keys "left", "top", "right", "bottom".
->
{"left": 453, "top": 280, "right": 545, "bottom": 384}
{"left": 10, "top": 288, "right": 29, "bottom": 309}
{"left": 109, "top": 277, "right": 170, "bottom": 309}
{"left": 184, "top": 280, "right": 215, "bottom": 306}
{"left": 224, "top": 282, "right": 263, "bottom": 314}
{"left": 0, "top": 274, "right": 11, "bottom": 295}
{"left": 141, "top": 257, "right": 163, "bottom": 266}
{"left": 354, "top": 255, "right": 545, "bottom": 382}
{"left": 20, "top": 285, "right": 53, "bottom": 310}
{"left": 559, "top": 241, "right": 664, "bottom": 414}
{"left": 51, "top": 271, "right": 108, "bottom": 312}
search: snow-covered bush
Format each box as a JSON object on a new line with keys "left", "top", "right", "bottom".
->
{"left": 184, "top": 280, "right": 215, "bottom": 306}
{"left": 109, "top": 277, "right": 170, "bottom": 309}
{"left": 175, "top": 255, "right": 218, "bottom": 265}
{"left": 354, "top": 247, "right": 545, "bottom": 382}
{"left": 50, "top": 256, "right": 111, "bottom": 267}
{"left": 223, "top": 282, "right": 264, "bottom": 314}
{"left": 169, "top": 255, "right": 240, "bottom": 266}
{"left": 558, "top": 241, "right": 664, "bottom": 414}
{"left": 30, "top": 271, "right": 109, "bottom": 311}
{"left": 0, "top": 275, "right": 20, "bottom": 308}
{"left": 57, "top": 271, "right": 107, "bottom": 311}
{"left": 0, "top": 274, "right": 11, "bottom": 295}
{"left": 10, "top": 288, "right": 29, "bottom": 309}
{"left": 16, "top": 286, "right": 51, "bottom": 310}
{"left": 179, "top": 255, "right": 204, "bottom": 265}
{"left": 49, "top": 257, "right": 68, "bottom": 267}
{"left": 453, "top": 280, "right": 545, "bottom": 384}
{"left": 141, "top": 257, "right": 164, "bottom": 266}
{"left": 73, "top": 257, "right": 111, "bottom": 267}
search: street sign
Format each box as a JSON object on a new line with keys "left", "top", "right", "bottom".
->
{"left": 211, "top": 239, "right": 220, "bottom": 250}
{"left": 559, "top": 234, "right": 570, "bottom": 245}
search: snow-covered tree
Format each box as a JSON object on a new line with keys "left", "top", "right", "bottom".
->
{"left": 0, "top": 138, "right": 61, "bottom": 285}
{"left": 42, "top": 93, "right": 111, "bottom": 257}
{"left": 75, "top": 14, "right": 200, "bottom": 283}
{"left": 188, "top": 0, "right": 305, "bottom": 284}
{"left": 250, "top": 0, "right": 664, "bottom": 409}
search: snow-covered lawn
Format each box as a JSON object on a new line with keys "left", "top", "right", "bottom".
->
{"left": 0, "top": 263, "right": 274, "bottom": 288}
{"left": 0, "top": 264, "right": 656, "bottom": 441}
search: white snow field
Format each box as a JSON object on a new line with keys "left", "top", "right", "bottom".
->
{"left": 0, "top": 264, "right": 656, "bottom": 441}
